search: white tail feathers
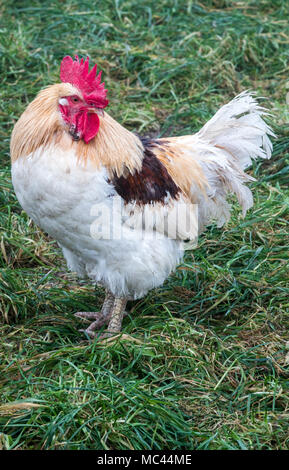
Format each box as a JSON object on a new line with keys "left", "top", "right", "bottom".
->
{"left": 197, "top": 91, "right": 275, "bottom": 170}
{"left": 193, "top": 91, "right": 275, "bottom": 229}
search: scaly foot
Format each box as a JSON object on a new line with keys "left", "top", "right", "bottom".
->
{"left": 76, "top": 310, "right": 129, "bottom": 339}
{"left": 75, "top": 292, "right": 127, "bottom": 340}
{"left": 74, "top": 290, "right": 115, "bottom": 336}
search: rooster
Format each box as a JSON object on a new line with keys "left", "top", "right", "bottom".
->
{"left": 10, "top": 56, "right": 274, "bottom": 339}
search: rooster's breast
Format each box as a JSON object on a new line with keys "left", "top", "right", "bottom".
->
{"left": 11, "top": 145, "right": 113, "bottom": 251}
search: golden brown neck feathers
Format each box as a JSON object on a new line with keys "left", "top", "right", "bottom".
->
{"left": 10, "top": 83, "right": 75, "bottom": 163}
{"left": 74, "top": 112, "right": 144, "bottom": 177}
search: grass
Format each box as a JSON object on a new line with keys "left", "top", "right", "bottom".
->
{"left": 0, "top": 0, "right": 289, "bottom": 450}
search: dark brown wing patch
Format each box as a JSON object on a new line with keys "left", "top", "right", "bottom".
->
{"left": 111, "top": 138, "right": 181, "bottom": 204}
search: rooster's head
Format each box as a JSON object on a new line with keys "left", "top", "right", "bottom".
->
{"left": 59, "top": 55, "right": 109, "bottom": 143}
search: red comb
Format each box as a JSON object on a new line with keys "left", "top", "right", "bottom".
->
{"left": 60, "top": 55, "right": 109, "bottom": 108}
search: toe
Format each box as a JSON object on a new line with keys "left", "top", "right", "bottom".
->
{"left": 74, "top": 312, "right": 101, "bottom": 322}
{"left": 79, "top": 316, "right": 109, "bottom": 338}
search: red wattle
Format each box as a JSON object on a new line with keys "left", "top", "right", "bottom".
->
{"left": 83, "top": 112, "right": 100, "bottom": 143}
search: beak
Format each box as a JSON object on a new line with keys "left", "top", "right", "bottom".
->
{"left": 87, "top": 107, "right": 104, "bottom": 117}
{"left": 69, "top": 124, "right": 81, "bottom": 141}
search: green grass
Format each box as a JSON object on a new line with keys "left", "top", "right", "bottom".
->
{"left": 0, "top": 0, "right": 289, "bottom": 450}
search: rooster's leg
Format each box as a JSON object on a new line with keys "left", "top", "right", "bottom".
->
{"left": 99, "top": 297, "right": 127, "bottom": 339}
{"left": 75, "top": 290, "right": 115, "bottom": 331}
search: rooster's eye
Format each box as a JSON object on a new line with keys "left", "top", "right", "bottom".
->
{"left": 71, "top": 97, "right": 80, "bottom": 103}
